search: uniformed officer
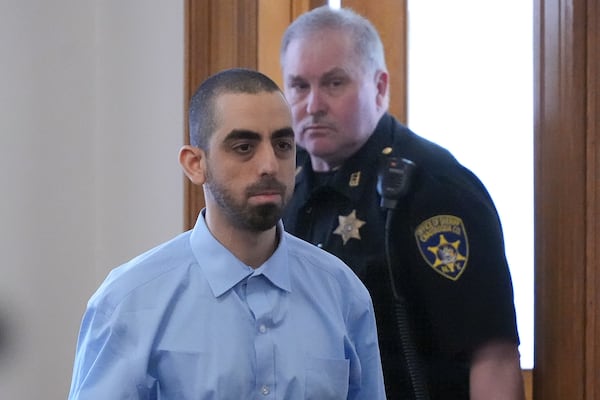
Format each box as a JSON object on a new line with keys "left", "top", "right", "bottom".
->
{"left": 280, "top": 6, "right": 525, "bottom": 399}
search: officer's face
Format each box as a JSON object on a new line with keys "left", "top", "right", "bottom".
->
{"left": 202, "top": 92, "right": 296, "bottom": 232}
{"left": 282, "top": 29, "right": 385, "bottom": 170}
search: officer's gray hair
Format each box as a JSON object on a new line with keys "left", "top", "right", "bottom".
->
{"left": 280, "top": 6, "right": 387, "bottom": 74}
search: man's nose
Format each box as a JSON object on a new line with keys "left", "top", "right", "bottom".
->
{"left": 256, "top": 144, "right": 278, "bottom": 175}
{"left": 306, "top": 88, "right": 327, "bottom": 115}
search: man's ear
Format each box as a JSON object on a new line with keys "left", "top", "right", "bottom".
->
{"left": 179, "top": 145, "right": 207, "bottom": 185}
{"left": 375, "top": 70, "right": 390, "bottom": 111}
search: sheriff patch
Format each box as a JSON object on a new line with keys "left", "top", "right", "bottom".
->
{"left": 414, "top": 215, "right": 469, "bottom": 281}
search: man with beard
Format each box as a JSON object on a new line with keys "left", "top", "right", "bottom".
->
{"left": 68, "top": 68, "right": 386, "bottom": 399}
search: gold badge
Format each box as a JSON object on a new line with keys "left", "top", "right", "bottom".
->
{"left": 334, "top": 210, "right": 366, "bottom": 245}
{"left": 414, "top": 215, "right": 469, "bottom": 281}
{"left": 349, "top": 171, "right": 361, "bottom": 187}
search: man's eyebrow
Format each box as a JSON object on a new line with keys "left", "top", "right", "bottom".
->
{"left": 286, "top": 68, "right": 347, "bottom": 83}
{"left": 223, "top": 128, "right": 293, "bottom": 142}
{"left": 286, "top": 74, "right": 305, "bottom": 81}
{"left": 321, "top": 68, "right": 347, "bottom": 80}
{"left": 223, "top": 129, "right": 261, "bottom": 142}
{"left": 272, "top": 127, "right": 294, "bottom": 139}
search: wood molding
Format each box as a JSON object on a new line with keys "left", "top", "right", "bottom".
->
{"left": 291, "top": 0, "right": 327, "bottom": 19}
{"left": 184, "top": 0, "right": 210, "bottom": 230}
{"left": 523, "top": 369, "right": 532, "bottom": 400}
{"left": 585, "top": 0, "right": 600, "bottom": 396}
{"left": 534, "top": 0, "right": 599, "bottom": 397}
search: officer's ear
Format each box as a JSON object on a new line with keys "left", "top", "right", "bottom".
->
{"left": 375, "top": 70, "right": 389, "bottom": 111}
{"left": 179, "top": 145, "right": 207, "bottom": 186}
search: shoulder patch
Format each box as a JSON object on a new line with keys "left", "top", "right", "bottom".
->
{"left": 414, "top": 215, "right": 469, "bottom": 281}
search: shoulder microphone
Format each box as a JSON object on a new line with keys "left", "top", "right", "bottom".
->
{"left": 377, "top": 156, "right": 416, "bottom": 209}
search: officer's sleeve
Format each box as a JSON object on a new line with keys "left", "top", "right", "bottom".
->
{"left": 409, "top": 172, "right": 519, "bottom": 356}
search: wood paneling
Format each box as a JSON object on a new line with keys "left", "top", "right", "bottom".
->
{"left": 257, "top": 1, "right": 291, "bottom": 87}
{"left": 524, "top": 369, "right": 532, "bottom": 400}
{"left": 534, "top": 0, "right": 600, "bottom": 398}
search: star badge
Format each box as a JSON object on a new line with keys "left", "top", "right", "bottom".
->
{"left": 333, "top": 210, "right": 366, "bottom": 245}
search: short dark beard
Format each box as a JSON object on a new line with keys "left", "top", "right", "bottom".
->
{"left": 241, "top": 203, "right": 281, "bottom": 232}
{"left": 205, "top": 167, "right": 286, "bottom": 232}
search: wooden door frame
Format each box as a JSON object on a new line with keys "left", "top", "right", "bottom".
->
{"left": 534, "top": 0, "right": 600, "bottom": 398}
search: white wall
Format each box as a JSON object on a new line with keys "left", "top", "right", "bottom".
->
{"left": 0, "top": 1, "right": 184, "bottom": 398}
{"left": 407, "top": 0, "right": 534, "bottom": 368}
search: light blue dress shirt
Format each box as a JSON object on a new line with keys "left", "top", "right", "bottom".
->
{"left": 69, "top": 211, "right": 386, "bottom": 399}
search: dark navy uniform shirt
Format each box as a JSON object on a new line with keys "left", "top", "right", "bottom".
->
{"left": 283, "top": 113, "right": 519, "bottom": 399}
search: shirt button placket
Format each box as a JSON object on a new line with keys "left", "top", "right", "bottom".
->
{"left": 246, "top": 275, "right": 275, "bottom": 399}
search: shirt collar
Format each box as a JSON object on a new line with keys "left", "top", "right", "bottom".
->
{"left": 294, "top": 114, "right": 394, "bottom": 203}
{"left": 190, "top": 210, "right": 291, "bottom": 297}
{"left": 252, "top": 228, "right": 292, "bottom": 292}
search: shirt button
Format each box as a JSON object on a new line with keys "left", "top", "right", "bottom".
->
{"left": 258, "top": 324, "right": 267, "bottom": 333}
{"left": 261, "top": 385, "right": 270, "bottom": 395}
{"left": 317, "top": 243, "right": 323, "bottom": 248}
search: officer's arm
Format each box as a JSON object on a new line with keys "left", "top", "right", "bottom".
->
{"left": 469, "top": 339, "right": 525, "bottom": 400}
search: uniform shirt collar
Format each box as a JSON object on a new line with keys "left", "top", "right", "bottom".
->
{"left": 295, "top": 113, "right": 394, "bottom": 203}
{"left": 189, "top": 210, "right": 291, "bottom": 298}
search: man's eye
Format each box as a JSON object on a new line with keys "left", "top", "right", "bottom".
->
{"left": 233, "top": 143, "right": 253, "bottom": 154}
{"left": 290, "top": 82, "right": 309, "bottom": 91}
{"left": 275, "top": 140, "right": 294, "bottom": 153}
{"left": 327, "top": 79, "right": 344, "bottom": 88}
